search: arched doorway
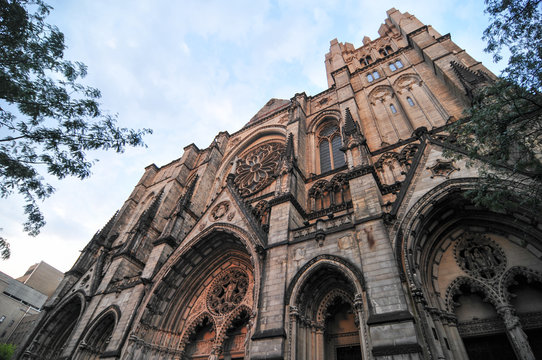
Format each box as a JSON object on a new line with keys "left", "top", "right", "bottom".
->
{"left": 124, "top": 228, "right": 259, "bottom": 360}
{"left": 396, "top": 180, "right": 542, "bottom": 360}
{"left": 287, "top": 256, "right": 368, "bottom": 360}
{"left": 23, "top": 294, "right": 84, "bottom": 359}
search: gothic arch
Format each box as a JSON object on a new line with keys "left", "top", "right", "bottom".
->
{"left": 445, "top": 276, "right": 500, "bottom": 313}
{"left": 24, "top": 291, "right": 86, "bottom": 360}
{"left": 285, "top": 255, "right": 368, "bottom": 360}
{"left": 500, "top": 266, "right": 542, "bottom": 303}
{"left": 368, "top": 85, "right": 394, "bottom": 104}
{"left": 394, "top": 178, "right": 542, "bottom": 360}
{"left": 393, "top": 73, "right": 422, "bottom": 90}
{"left": 315, "top": 288, "right": 353, "bottom": 325}
{"left": 375, "top": 152, "right": 405, "bottom": 186}
{"left": 178, "top": 312, "right": 215, "bottom": 355}
{"left": 307, "top": 109, "right": 341, "bottom": 133}
{"left": 126, "top": 225, "right": 261, "bottom": 359}
{"left": 286, "top": 255, "right": 364, "bottom": 307}
{"left": 75, "top": 306, "right": 120, "bottom": 360}
{"left": 213, "top": 126, "right": 287, "bottom": 195}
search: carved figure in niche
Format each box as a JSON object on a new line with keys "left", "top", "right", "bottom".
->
{"left": 375, "top": 152, "right": 405, "bottom": 185}
{"left": 309, "top": 180, "right": 330, "bottom": 211}
{"left": 210, "top": 201, "right": 230, "bottom": 221}
{"left": 399, "top": 144, "right": 418, "bottom": 170}
{"left": 455, "top": 233, "right": 506, "bottom": 280}
{"left": 329, "top": 173, "right": 351, "bottom": 206}
{"left": 252, "top": 200, "right": 270, "bottom": 231}
{"left": 207, "top": 268, "right": 249, "bottom": 315}
{"left": 234, "top": 142, "right": 284, "bottom": 197}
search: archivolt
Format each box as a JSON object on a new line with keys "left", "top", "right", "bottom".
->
{"left": 285, "top": 254, "right": 364, "bottom": 307}
{"left": 307, "top": 108, "right": 341, "bottom": 133}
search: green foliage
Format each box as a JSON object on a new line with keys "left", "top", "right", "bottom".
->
{"left": 446, "top": 0, "right": 542, "bottom": 213}
{"left": 0, "top": 343, "right": 16, "bottom": 360}
{"left": 0, "top": 234, "right": 10, "bottom": 260}
{"left": 483, "top": 0, "right": 542, "bottom": 91}
{"left": 0, "top": 0, "right": 152, "bottom": 250}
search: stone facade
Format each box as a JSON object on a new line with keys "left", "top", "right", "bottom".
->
{"left": 18, "top": 8, "right": 542, "bottom": 360}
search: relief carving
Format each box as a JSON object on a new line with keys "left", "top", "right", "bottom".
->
{"left": 211, "top": 201, "right": 230, "bottom": 221}
{"left": 454, "top": 233, "right": 506, "bottom": 280}
{"left": 207, "top": 268, "right": 249, "bottom": 315}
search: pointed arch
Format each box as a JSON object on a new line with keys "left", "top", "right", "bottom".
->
{"left": 445, "top": 276, "right": 500, "bottom": 313}
{"left": 25, "top": 291, "right": 86, "bottom": 360}
{"left": 75, "top": 306, "right": 119, "bottom": 360}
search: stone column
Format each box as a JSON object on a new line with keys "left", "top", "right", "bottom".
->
{"left": 354, "top": 294, "right": 370, "bottom": 360}
{"left": 208, "top": 343, "right": 222, "bottom": 360}
{"left": 289, "top": 306, "right": 299, "bottom": 360}
{"left": 315, "top": 327, "right": 325, "bottom": 360}
{"left": 497, "top": 305, "right": 535, "bottom": 360}
{"left": 427, "top": 308, "right": 450, "bottom": 360}
{"left": 441, "top": 313, "right": 468, "bottom": 360}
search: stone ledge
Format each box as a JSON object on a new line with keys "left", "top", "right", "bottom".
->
{"left": 372, "top": 343, "right": 422, "bottom": 356}
{"left": 251, "top": 327, "right": 286, "bottom": 340}
{"left": 367, "top": 310, "right": 414, "bottom": 325}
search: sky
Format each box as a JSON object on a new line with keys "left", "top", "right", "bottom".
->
{"left": 1, "top": 0, "right": 508, "bottom": 278}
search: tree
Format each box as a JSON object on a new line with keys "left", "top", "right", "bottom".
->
{"left": 447, "top": 0, "right": 542, "bottom": 213}
{"left": 0, "top": 0, "right": 152, "bottom": 257}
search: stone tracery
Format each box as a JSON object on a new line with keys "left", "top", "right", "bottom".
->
{"left": 234, "top": 142, "right": 285, "bottom": 196}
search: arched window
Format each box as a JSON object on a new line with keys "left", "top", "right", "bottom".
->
{"left": 407, "top": 96, "right": 415, "bottom": 106}
{"left": 318, "top": 125, "right": 345, "bottom": 173}
{"left": 372, "top": 70, "right": 380, "bottom": 80}
{"left": 395, "top": 60, "right": 403, "bottom": 68}
{"left": 389, "top": 63, "right": 397, "bottom": 71}
{"left": 77, "top": 312, "right": 116, "bottom": 360}
{"left": 390, "top": 104, "right": 397, "bottom": 114}
{"left": 379, "top": 45, "right": 393, "bottom": 57}
{"left": 362, "top": 56, "right": 372, "bottom": 66}
{"left": 367, "top": 73, "right": 374, "bottom": 82}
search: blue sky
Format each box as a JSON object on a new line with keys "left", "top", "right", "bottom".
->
{"left": 1, "top": 0, "right": 507, "bottom": 277}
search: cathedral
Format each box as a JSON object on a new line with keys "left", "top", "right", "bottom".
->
{"left": 18, "top": 8, "right": 542, "bottom": 360}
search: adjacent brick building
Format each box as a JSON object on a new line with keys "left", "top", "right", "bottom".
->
{"left": 18, "top": 8, "right": 542, "bottom": 360}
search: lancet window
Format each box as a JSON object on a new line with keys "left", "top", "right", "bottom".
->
{"left": 318, "top": 124, "right": 345, "bottom": 173}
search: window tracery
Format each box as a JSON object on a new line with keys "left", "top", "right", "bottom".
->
{"left": 234, "top": 141, "right": 285, "bottom": 197}
{"left": 317, "top": 124, "right": 345, "bottom": 173}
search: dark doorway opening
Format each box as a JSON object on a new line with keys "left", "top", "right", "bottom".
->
{"left": 336, "top": 345, "right": 362, "bottom": 360}
{"left": 463, "top": 333, "right": 516, "bottom": 360}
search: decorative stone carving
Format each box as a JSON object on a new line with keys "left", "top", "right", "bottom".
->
{"left": 427, "top": 159, "right": 459, "bottom": 178}
{"left": 207, "top": 268, "right": 249, "bottom": 315}
{"left": 454, "top": 233, "right": 506, "bottom": 280}
{"left": 211, "top": 201, "right": 230, "bottom": 221}
{"left": 234, "top": 142, "right": 284, "bottom": 197}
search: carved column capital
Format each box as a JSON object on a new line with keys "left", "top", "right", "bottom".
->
{"left": 496, "top": 305, "right": 521, "bottom": 331}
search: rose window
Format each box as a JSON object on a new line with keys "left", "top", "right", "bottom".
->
{"left": 234, "top": 142, "right": 284, "bottom": 197}
{"left": 207, "top": 268, "right": 249, "bottom": 315}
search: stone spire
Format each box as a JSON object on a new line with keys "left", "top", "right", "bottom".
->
{"left": 450, "top": 61, "right": 491, "bottom": 100}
